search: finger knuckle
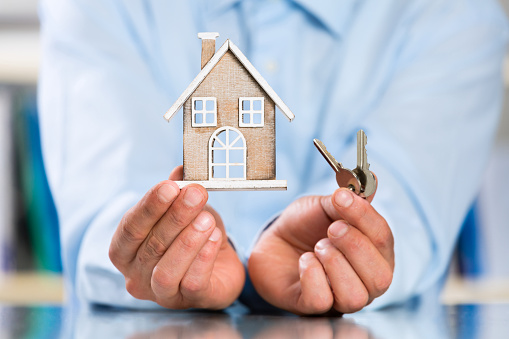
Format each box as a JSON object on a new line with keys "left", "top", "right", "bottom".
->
{"left": 372, "top": 221, "right": 393, "bottom": 249}
{"left": 345, "top": 235, "right": 366, "bottom": 254}
{"left": 340, "top": 289, "right": 369, "bottom": 313}
{"left": 166, "top": 209, "right": 191, "bottom": 229}
{"left": 195, "top": 245, "right": 216, "bottom": 263}
{"left": 177, "top": 233, "right": 199, "bottom": 252}
{"left": 140, "top": 200, "right": 158, "bottom": 220}
{"left": 180, "top": 278, "right": 208, "bottom": 295}
{"left": 151, "top": 266, "right": 175, "bottom": 291}
{"left": 144, "top": 233, "right": 168, "bottom": 259}
{"left": 125, "top": 278, "right": 146, "bottom": 299}
{"left": 373, "top": 268, "right": 393, "bottom": 295}
{"left": 120, "top": 218, "right": 146, "bottom": 244}
{"left": 108, "top": 245, "right": 120, "bottom": 267}
{"left": 125, "top": 278, "right": 137, "bottom": 296}
{"left": 303, "top": 294, "right": 333, "bottom": 314}
{"left": 371, "top": 231, "right": 388, "bottom": 249}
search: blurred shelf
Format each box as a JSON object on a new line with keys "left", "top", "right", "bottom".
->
{"left": 441, "top": 276, "right": 509, "bottom": 305}
{"left": 0, "top": 29, "right": 39, "bottom": 85}
{"left": 0, "top": 272, "right": 64, "bottom": 305}
{"left": 0, "top": 0, "right": 38, "bottom": 21}
{"left": 0, "top": 0, "right": 39, "bottom": 84}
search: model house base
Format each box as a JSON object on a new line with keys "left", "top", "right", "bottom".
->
{"left": 175, "top": 180, "right": 287, "bottom": 191}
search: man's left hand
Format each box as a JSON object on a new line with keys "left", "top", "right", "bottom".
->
{"left": 248, "top": 186, "right": 394, "bottom": 315}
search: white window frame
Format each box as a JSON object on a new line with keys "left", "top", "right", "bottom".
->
{"left": 209, "top": 127, "right": 247, "bottom": 181}
{"left": 192, "top": 97, "right": 217, "bottom": 127}
{"left": 239, "top": 97, "right": 264, "bottom": 127}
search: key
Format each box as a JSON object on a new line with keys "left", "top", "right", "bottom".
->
{"left": 313, "top": 139, "right": 361, "bottom": 194}
{"left": 353, "top": 130, "right": 377, "bottom": 197}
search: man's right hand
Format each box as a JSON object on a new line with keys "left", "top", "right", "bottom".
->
{"left": 109, "top": 166, "right": 245, "bottom": 310}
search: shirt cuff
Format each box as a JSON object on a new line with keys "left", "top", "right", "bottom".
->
{"left": 238, "top": 214, "right": 286, "bottom": 313}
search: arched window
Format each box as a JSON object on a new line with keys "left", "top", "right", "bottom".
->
{"left": 209, "top": 127, "right": 246, "bottom": 180}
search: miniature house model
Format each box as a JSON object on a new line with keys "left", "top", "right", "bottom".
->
{"left": 164, "top": 33, "right": 295, "bottom": 191}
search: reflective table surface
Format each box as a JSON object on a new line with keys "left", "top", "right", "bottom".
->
{"left": 1, "top": 299, "right": 509, "bottom": 338}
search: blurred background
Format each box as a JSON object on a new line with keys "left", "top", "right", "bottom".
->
{"left": 0, "top": 0, "right": 62, "bottom": 305}
{"left": 0, "top": 0, "right": 508, "bottom": 306}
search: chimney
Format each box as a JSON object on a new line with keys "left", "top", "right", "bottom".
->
{"left": 198, "top": 32, "right": 219, "bottom": 69}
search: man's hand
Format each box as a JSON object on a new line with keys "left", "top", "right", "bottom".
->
{"left": 248, "top": 184, "right": 394, "bottom": 315}
{"left": 109, "top": 166, "right": 245, "bottom": 310}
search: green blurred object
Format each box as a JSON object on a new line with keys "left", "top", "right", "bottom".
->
{"left": 13, "top": 88, "right": 62, "bottom": 272}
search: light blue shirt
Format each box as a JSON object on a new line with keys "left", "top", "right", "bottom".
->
{"left": 39, "top": 0, "right": 508, "bottom": 309}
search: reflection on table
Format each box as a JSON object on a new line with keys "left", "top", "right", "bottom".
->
{"left": 1, "top": 296, "right": 509, "bottom": 338}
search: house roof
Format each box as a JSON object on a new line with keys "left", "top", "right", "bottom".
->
{"left": 164, "top": 39, "right": 295, "bottom": 122}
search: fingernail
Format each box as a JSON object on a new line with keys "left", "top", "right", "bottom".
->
{"left": 299, "top": 253, "right": 315, "bottom": 278}
{"left": 335, "top": 189, "right": 353, "bottom": 208}
{"left": 208, "top": 228, "right": 221, "bottom": 242}
{"left": 193, "top": 213, "right": 213, "bottom": 232}
{"left": 157, "top": 184, "right": 177, "bottom": 203}
{"left": 329, "top": 222, "right": 349, "bottom": 238}
{"left": 315, "top": 238, "right": 332, "bottom": 252}
{"left": 300, "top": 252, "right": 315, "bottom": 264}
{"left": 183, "top": 187, "right": 204, "bottom": 207}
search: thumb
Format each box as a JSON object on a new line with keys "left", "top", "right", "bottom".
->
{"left": 168, "top": 165, "right": 184, "bottom": 181}
{"left": 319, "top": 188, "right": 351, "bottom": 221}
{"left": 320, "top": 172, "right": 377, "bottom": 221}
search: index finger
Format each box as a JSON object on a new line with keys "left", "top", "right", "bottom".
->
{"left": 333, "top": 189, "right": 393, "bottom": 265}
{"left": 320, "top": 188, "right": 393, "bottom": 265}
{"left": 109, "top": 180, "right": 180, "bottom": 270}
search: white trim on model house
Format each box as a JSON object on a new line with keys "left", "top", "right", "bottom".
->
{"left": 164, "top": 40, "right": 295, "bottom": 123}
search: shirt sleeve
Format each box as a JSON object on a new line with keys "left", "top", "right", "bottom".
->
{"left": 39, "top": 0, "right": 509, "bottom": 311}
{"left": 243, "top": 0, "right": 509, "bottom": 310}
{"left": 38, "top": 0, "right": 182, "bottom": 308}
{"left": 356, "top": 1, "right": 509, "bottom": 308}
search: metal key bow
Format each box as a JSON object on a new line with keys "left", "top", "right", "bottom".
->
{"left": 314, "top": 130, "right": 377, "bottom": 198}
